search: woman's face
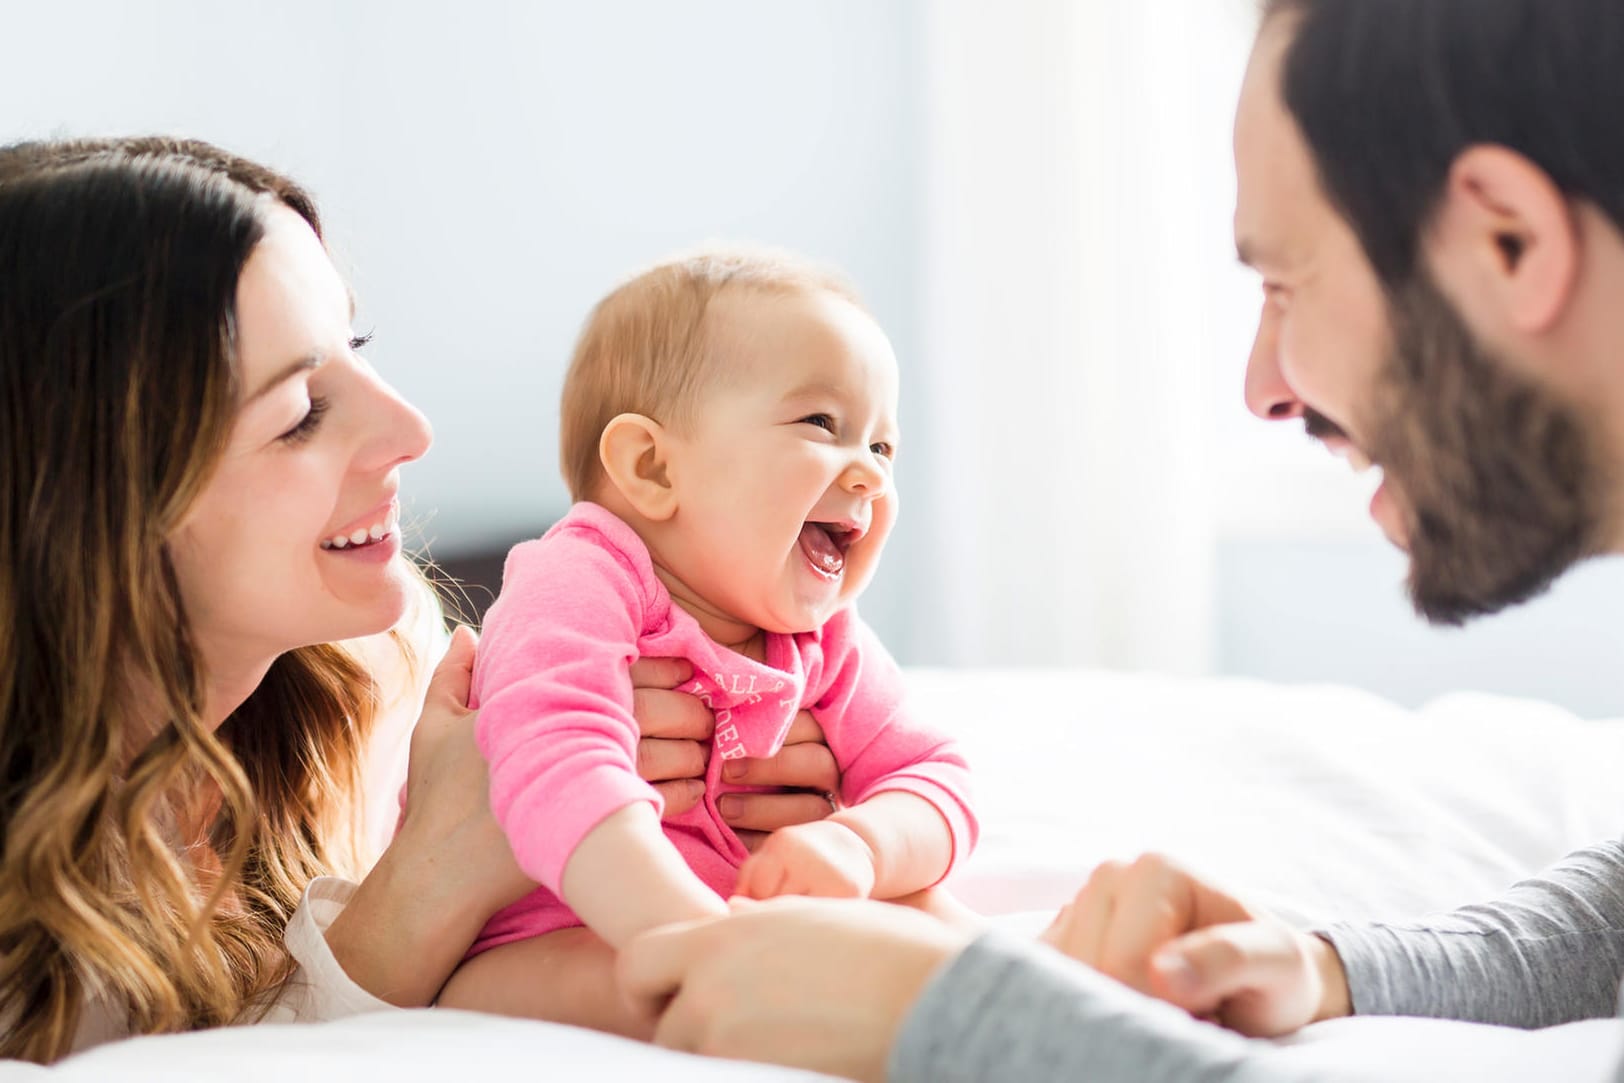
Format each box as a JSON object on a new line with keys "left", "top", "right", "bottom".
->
{"left": 167, "top": 204, "right": 432, "bottom": 709}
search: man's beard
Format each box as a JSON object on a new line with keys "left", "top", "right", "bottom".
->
{"left": 1363, "top": 273, "right": 1609, "bottom": 625}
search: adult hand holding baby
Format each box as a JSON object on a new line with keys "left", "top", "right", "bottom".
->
{"left": 1043, "top": 853, "right": 1352, "bottom": 1036}
{"left": 630, "top": 656, "right": 843, "bottom": 848}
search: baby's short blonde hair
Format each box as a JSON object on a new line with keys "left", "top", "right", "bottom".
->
{"left": 559, "top": 244, "right": 864, "bottom": 501}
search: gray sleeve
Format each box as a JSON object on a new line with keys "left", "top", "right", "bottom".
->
{"left": 889, "top": 932, "right": 1383, "bottom": 1083}
{"left": 1319, "top": 841, "right": 1624, "bottom": 1028}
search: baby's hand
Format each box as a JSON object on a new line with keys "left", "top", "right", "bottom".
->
{"left": 733, "top": 820, "right": 876, "bottom": 900}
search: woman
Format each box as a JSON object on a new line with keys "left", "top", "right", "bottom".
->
{"left": 0, "top": 136, "right": 839, "bottom": 1064}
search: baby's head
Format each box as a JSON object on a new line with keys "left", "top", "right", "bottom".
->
{"left": 560, "top": 245, "right": 900, "bottom": 639}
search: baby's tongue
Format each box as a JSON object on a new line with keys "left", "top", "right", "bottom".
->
{"left": 798, "top": 523, "right": 845, "bottom": 575}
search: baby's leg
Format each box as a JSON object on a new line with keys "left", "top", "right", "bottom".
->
{"left": 884, "top": 885, "right": 983, "bottom": 928}
{"left": 436, "top": 928, "right": 650, "bottom": 1039}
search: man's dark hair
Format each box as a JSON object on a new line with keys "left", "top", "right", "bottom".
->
{"left": 1264, "top": 0, "right": 1624, "bottom": 286}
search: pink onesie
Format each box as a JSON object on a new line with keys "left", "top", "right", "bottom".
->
{"left": 468, "top": 502, "right": 977, "bottom": 953}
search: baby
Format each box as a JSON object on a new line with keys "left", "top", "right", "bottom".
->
{"left": 436, "top": 247, "right": 977, "bottom": 1035}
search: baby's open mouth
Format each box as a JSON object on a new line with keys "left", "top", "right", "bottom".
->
{"left": 798, "top": 521, "right": 861, "bottom": 577}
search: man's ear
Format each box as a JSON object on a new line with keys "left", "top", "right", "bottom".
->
{"left": 1432, "top": 145, "right": 1579, "bottom": 333}
{"left": 598, "top": 413, "right": 678, "bottom": 521}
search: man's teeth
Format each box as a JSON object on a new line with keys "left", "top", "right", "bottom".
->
{"left": 321, "top": 513, "right": 397, "bottom": 550}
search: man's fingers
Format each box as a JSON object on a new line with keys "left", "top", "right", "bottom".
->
{"left": 425, "top": 625, "right": 478, "bottom": 710}
{"left": 632, "top": 687, "right": 714, "bottom": 741}
{"left": 719, "top": 791, "right": 834, "bottom": 833}
{"left": 628, "top": 656, "right": 696, "bottom": 692}
{"left": 1053, "top": 860, "right": 1124, "bottom": 967}
{"left": 1149, "top": 922, "right": 1301, "bottom": 1032}
{"left": 723, "top": 742, "right": 839, "bottom": 791}
{"left": 617, "top": 917, "right": 715, "bottom": 1023}
{"left": 1092, "top": 854, "right": 1204, "bottom": 984}
{"left": 637, "top": 736, "right": 708, "bottom": 783}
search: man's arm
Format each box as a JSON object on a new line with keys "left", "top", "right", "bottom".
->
{"left": 1320, "top": 841, "right": 1624, "bottom": 1028}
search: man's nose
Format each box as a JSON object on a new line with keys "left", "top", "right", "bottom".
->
{"left": 1244, "top": 310, "right": 1303, "bottom": 421}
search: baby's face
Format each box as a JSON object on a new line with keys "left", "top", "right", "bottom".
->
{"left": 660, "top": 288, "right": 900, "bottom": 635}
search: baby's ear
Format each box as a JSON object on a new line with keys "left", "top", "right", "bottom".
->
{"left": 598, "top": 413, "right": 678, "bottom": 521}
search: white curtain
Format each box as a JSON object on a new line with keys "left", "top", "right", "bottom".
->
{"left": 910, "top": 0, "right": 1258, "bottom": 672}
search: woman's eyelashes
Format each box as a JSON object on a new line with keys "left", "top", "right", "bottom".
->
{"left": 280, "top": 395, "right": 330, "bottom": 445}
{"left": 276, "top": 332, "right": 371, "bottom": 445}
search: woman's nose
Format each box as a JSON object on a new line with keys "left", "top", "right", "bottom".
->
{"left": 362, "top": 378, "right": 433, "bottom": 472}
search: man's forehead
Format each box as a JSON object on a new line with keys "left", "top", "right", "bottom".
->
{"left": 1232, "top": 17, "right": 1317, "bottom": 273}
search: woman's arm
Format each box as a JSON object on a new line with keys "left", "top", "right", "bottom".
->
{"left": 322, "top": 626, "right": 532, "bottom": 1006}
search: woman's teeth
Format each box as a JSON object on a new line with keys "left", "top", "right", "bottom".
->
{"left": 321, "top": 512, "right": 397, "bottom": 550}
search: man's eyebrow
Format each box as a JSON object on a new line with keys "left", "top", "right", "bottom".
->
{"left": 245, "top": 355, "right": 325, "bottom": 404}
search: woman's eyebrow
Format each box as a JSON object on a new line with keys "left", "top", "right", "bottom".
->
{"left": 245, "top": 355, "right": 326, "bottom": 404}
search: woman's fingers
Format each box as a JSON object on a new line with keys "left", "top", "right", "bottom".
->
{"left": 424, "top": 625, "right": 478, "bottom": 712}
{"left": 719, "top": 791, "right": 835, "bottom": 833}
{"left": 631, "top": 686, "right": 714, "bottom": 741}
{"left": 651, "top": 779, "right": 707, "bottom": 818}
{"left": 628, "top": 656, "right": 695, "bottom": 692}
{"left": 637, "top": 736, "right": 709, "bottom": 783}
{"left": 723, "top": 741, "right": 839, "bottom": 791}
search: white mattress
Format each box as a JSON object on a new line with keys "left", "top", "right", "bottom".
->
{"left": 13, "top": 668, "right": 1624, "bottom": 1081}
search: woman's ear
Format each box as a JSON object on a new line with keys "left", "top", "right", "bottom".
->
{"left": 599, "top": 413, "right": 679, "bottom": 521}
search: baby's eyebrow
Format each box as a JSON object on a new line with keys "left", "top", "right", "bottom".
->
{"left": 781, "top": 380, "right": 847, "bottom": 402}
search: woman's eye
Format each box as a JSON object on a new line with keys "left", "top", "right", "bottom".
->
{"left": 800, "top": 414, "right": 835, "bottom": 432}
{"left": 280, "top": 396, "right": 330, "bottom": 445}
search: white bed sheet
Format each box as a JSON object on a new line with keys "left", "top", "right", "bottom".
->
{"left": 10, "top": 668, "right": 1624, "bottom": 1081}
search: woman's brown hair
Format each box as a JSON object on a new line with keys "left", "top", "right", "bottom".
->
{"left": 0, "top": 137, "right": 391, "bottom": 1061}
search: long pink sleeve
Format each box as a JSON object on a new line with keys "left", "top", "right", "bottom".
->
{"left": 811, "top": 609, "right": 980, "bottom": 883}
{"left": 470, "top": 522, "right": 665, "bottom": 894}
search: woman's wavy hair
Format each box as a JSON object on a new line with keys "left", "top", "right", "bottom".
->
{"left": 0, "top": 137, "right": 389, "bottom": 1061}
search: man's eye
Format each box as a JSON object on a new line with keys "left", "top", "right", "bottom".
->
{"left": 800, "top": 414, "right": 835, "bottom": 432}
{"left": 280, "top": 396, "right": 330, "bottom": 444}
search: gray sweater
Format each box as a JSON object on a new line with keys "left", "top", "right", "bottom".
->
{"left": 890, "top": 841, "right": 1624, "bottom": 1081}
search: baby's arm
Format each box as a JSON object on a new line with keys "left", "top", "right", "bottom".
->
{"left": 735, "top": 792, "right": 954, "bottom": 900}
{"left": 474, "top": 525, "right": 726, "bottom": 944}
{"left": 735, "top": 610, "right": 977, "bottom": 902}
{"left": 562, "top": 804, "right": 725, "bottom": 947}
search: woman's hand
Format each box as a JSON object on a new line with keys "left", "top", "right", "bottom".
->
{"left": 1042, "top": 853, "right": 1352, "bottom": 1036}
{"left": 630, "top": 658, "right": 841, "bottom": 849}
{"left": 619, "top": 897, "right": 970, "bottom": 1082}
{"left": 325, "top": 625, "right": 531, "bottom": 1006}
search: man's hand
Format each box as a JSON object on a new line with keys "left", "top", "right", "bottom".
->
{"left": 1042, "top": 852, "right": 1352, "bottom": 1036}
{"left": 619, "top": 897, "right": 970, "bottom": 1083}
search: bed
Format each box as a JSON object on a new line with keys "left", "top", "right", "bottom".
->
{"left": 13, "top": 668, "right": 1624, "bottom": 1081}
